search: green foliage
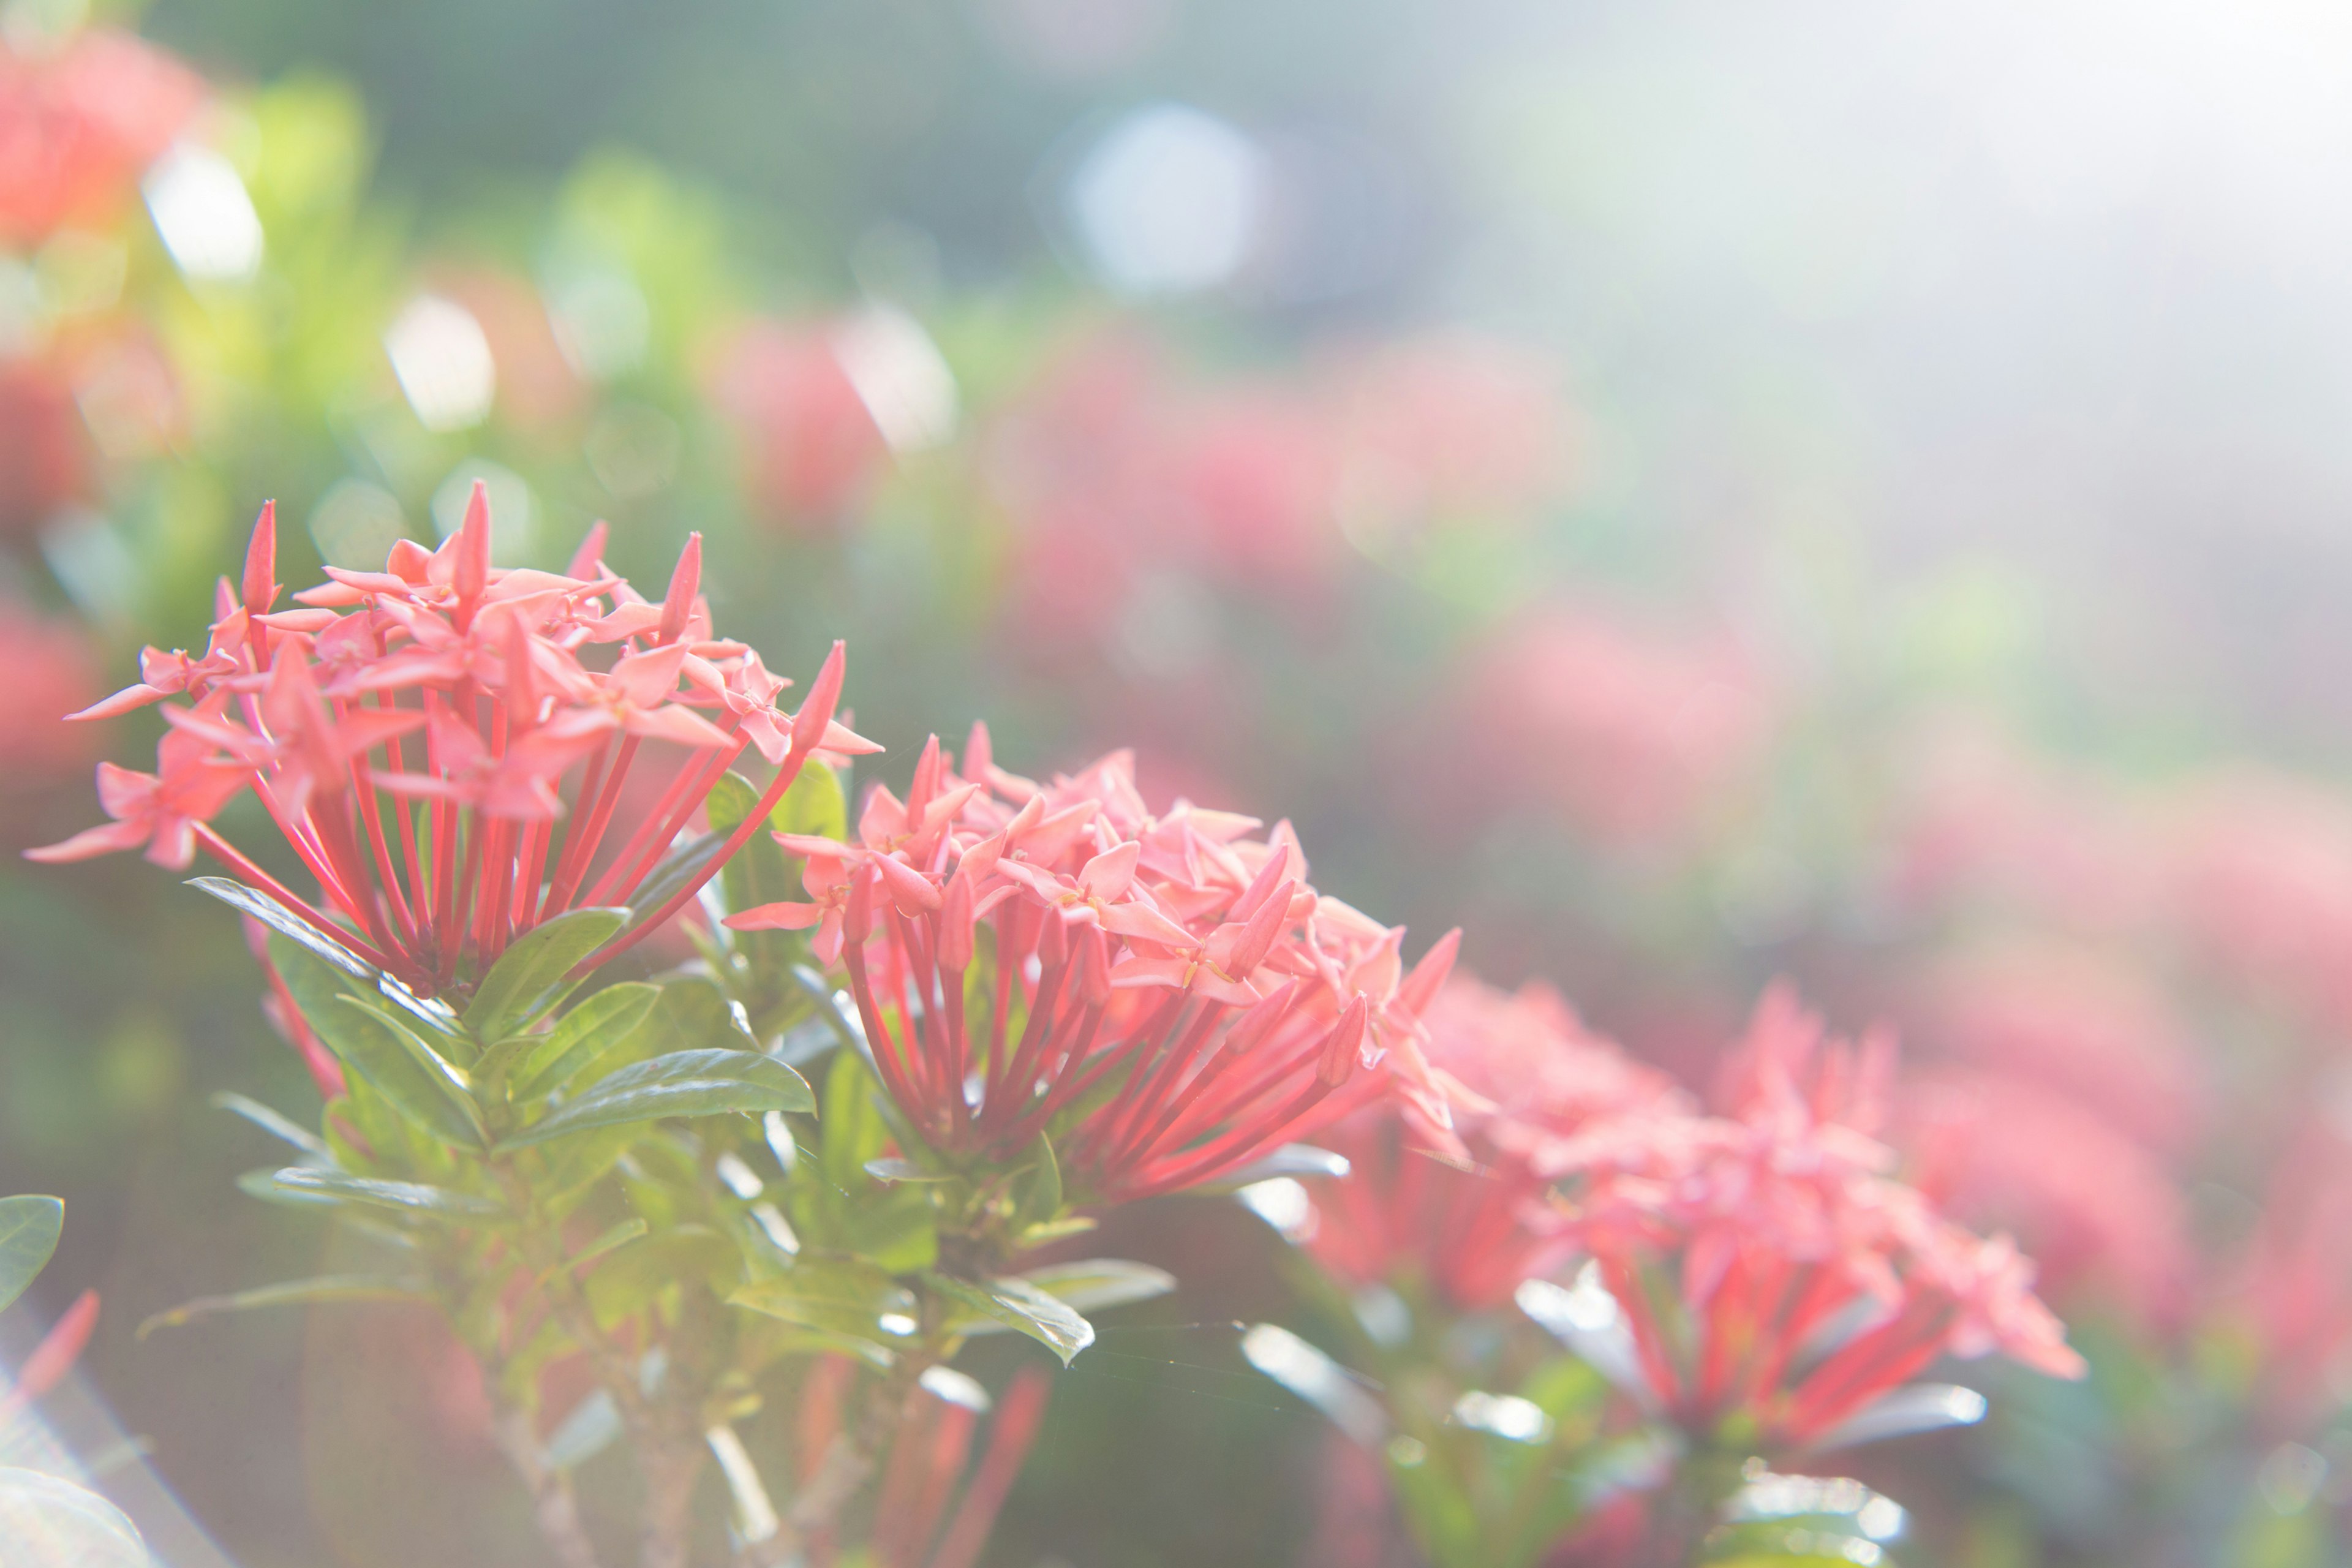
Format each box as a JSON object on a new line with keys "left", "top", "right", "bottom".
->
{"left": 496, "top": 1047, "right": 813, "bottom": 1150}
{"left": 462, "top": 907, "right": 629, "bottom": 1039}
{"left": 0, "top": 1196, "right": 64, "bottom": 1317}
{"left": 928, "top": 1272, "right": 1095, "bottom": 1365}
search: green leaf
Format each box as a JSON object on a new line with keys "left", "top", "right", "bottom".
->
{"left": 187, "top": 876, "right": 375, "bottom": 979}
{"left": 864, "top": 1157, "right": 953, "bottom": 1183}
{"left": 546, "top": 1218, "right": 648, "bottom": 1282}
{"left": 643, "top": 974, "right": 761, "bottom": 1055}
{"left": 269, "top": 1166, "right": 506, "bottom": 1221}
{"left": 1015, "top": 1259, "right": 1176, "bottom": 1317}
{"left": 1012, "top": 1133, "right": 1063, "bottom": 1231}
{"left": 498, "top": 1049, "right": 814, "bottom": 1150}
{"left": 1194, "top": 1144, "right": 1350, "bottom": 1193}
{"left": 625, "top": 834, "right": 723, "bottom": 932}
{"left": 507, "top": 982, "right": 661, "bottom": 1099}
{"left": 237, "top": 1168, "right": 341, "bottom": 1207}
{"left": 773, "top": 760, "right": 846, "bottom": 841}
{"left": 730, "top": 1257, "right": 917, "bottom": 1342}
{"left": 821, "top": 1047, "right": 888, "bottom": 1194}
{"left": 0, "top": 1195, "right": 64, "bottom": 1316}
{"left": 929, "top": 1272, "right": 1095, "bottom": 1365}
{"left": 268, "top": 935, "right": 483, "bottom": 1150}
{"left": 331, "top": 992, "right": 488, "bottom": 1149}
{"left": 585, "top": 1226, "right": 742, "bottom": 1327}
{"left": 137, "top": 1274, "right": 429, "bottom": 1339}
{"left": 211, "top": 1091, "right": 327, "bottom": 1158}
{"left": 464, "top": 907, "right": 630, "bottom": 1039}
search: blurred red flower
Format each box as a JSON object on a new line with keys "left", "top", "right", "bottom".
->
{"left": 0, "top": 28, "right": 205, "bottom": 245}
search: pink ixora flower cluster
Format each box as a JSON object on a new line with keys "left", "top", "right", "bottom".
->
{"left": 1542, "top": 986, "right": 2084, "bottom": 1451}
{"left": 29, "top": 489, "right": 871, "bottom": 997}
{"left": 1305, "top": 974, "right": 1683, "bottom": 1310}
{"left": 728, "top": 737, "right": 1459, "bottom": 1204}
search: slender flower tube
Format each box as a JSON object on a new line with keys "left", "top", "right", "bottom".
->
{"left": 729, "top": 733, "right": 1458, "bottom": 1204}
{"left": 29, "top": 492, "right": 875, "bottom": 1000}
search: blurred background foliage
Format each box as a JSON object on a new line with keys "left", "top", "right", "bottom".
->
{"left": 12, "top": 0, "right": 2352, "bottom": 1563}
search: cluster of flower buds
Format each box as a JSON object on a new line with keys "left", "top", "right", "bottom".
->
{"left": 31, "top": 491, "right": 872, "bottom": 998}
{"left": 1538, "top": 986, "right": 2084, "bottom": 1450}
{"left": 728, "top": 739, "right": 1460, "bottom": 1205}
{"left": 1304, "top": 975, "right": 1683, "bottom": 1310}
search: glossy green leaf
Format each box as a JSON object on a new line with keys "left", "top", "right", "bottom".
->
{"left": 269, "top": 1166, "right": 506, "bottom": 1221}
{"left": 137, "top": 1274, "right": 430, "bottom": 1339}
{"left": 1194, "top": 1144, "right": 1350, "bottom": 1193}
{"left": 1015, "top": 1259, "right": 1176, "bottom": 1317}
{"left": 585, "top": 1226, "right": 742, "bottom": 1327}
{"left": 507, "top": 982, "right": 660, "bottom": 1099}
{"left": 497, "top": 1049, "right": 813, "bottom": 1150}
{"left": 464, "top": 907, "right": 629, "bottom": 1039}
{"left": 772, "top": 760, "right": 846, "bottom": 842}
{"left": 0, "top": 1195, "right": 64, "bottom": 1316}
{"left": 210, "top": 1091, "right": 327, "bottom": 1157}
{"left": 625, "top": 834, "right": 723, "bottom": 932}
{"left": 643, "top": 974, "right": 761, "bottom": 1054}
{"left": 730, "top": 1257, "right": 917, "bottom": 1342}
{"left": 1012, "top": 1133, "right": 1063, "bottom": 1230}
{"left": 268, "top": 936, "right": 482, "bottom": 1150}
{"left": 821, "top": 1047, "right": 888, "bottom": 1193}
{"left": 187, "top": 876, "right": 375, "bottom": 979}
{"left": 331, "top": 992, "right": 488, "bottom": 1148}
{"left": 864, "top": 1158, "right": 953, "bottom": 1183}
{"left": 929, "top": 1272, "right": 1095, "bottom": 1365}
{"left": 237, "top": 1168, "right": 340, "bottom": 1207}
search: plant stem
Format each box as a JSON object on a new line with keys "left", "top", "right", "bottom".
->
{"left": 490, "top": 1401, "right": 605, "bottom": 1568}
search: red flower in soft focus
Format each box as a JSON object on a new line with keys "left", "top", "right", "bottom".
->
{"left": 729, "top": 731, "right": 1457, "bottom": 1204}
{"left": 1441, "top": 601, "right": 1769, "bottom": 850}
{"left": 711, "top": 318, "right": 888, "bottom": 529}
{"left": 2241, "top": 1118, "right": 2352, "bottom": 1434}
{"left": 0, "top": 355, "right": 91, "bottom": 538}
{"left": 1905, "top": 1068, "right": 2192, "bottom": 1327}
{"left": 1885, "top": 714, "right": 2153, "bottom": 933}
{"left": 29, "top": 494, "right": 873, "bottom": 998}
{"left": 2160, "top": 766, "right": 2352, "bottom": 1027}
{"left": 1889, "top": 943, "right": 2201, "bottom": 1324}
{"left": 1306, "top": 974, "right": 1683, "bottom": 1310}
{"left": 1327, "top": 332, "right": 1577, "bottom": 541}
{"left": 1544, "top": 986, "right": 2084, "bottom": 1452}
{"left": 0, "top": 28, "right": 205, "bottom": 244}
{"left": 0, "top": 597, "right": 103, "bottom": 785}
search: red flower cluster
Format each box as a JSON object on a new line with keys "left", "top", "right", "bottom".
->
{"left": 31, "top": 492, "right": 869, "bottom": 998}
{"left": 0, "top": 28, "right": 205, "bottom": 244}
{"left": 729, "top": 737, "right": 1458, "bottom": 1203}
{"left": 1306, "top": 974, "right": 1681, "bottom": 1310}
{"left": 1543, "top": 986, "right": 2083, "bottom": 1450}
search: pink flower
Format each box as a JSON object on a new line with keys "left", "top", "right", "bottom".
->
{"left": 32, "top": 492, "right": 867, "bottom": 998}
{"left": 0, "top": 355, "right": 91, "bottom": 538}
{"left": 1439, "top": 601, "right": 1770, "bottom": 850}
{"left": 1545, "top": 986, "right": 2083, "bottom": 1452}
{"left": 729, "top": 730, "right": 1457, "bottom": 1204}
{"left": 2241, "top": 1120, "right": 2352, "bottom": 1433}
{"left": 0, "top": 598, "right": 103, "bottom": 785}
{"left": 1305, "top": 974, "right": 1682, "bottom": 1310}
{"left": 710, "top": 318, "right": 888, "bottom": 529}
{"left": 1326, "top": 331, "right": 1577, "bottom": 541}
{"left": 2158, "top": 766, "right": 2352, "bottom": 1027}
{"left": 0, "top": 28, "right": 205, "bottom": 244}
